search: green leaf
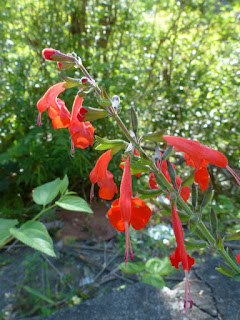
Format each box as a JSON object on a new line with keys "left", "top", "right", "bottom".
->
{"left": 119, "top": 261, "right": 145, "bottom": 274}
{"left": 201, "top": 187, "right": 214, "bottom": 212}
{"left": 216, "top": 237, "right": 224, "bottom": 250}
{"left": 181, "top": 173, "right": 195, "bottom": 187}
{"left": 137, "top": 158, "right": 152, "bottom": 166}
{"left": 142, "top": 129, "right": 167, "bottom": 142}
{"left": 129, "top": 162, "right": 150, "bottom": 175}
{"left": 10, "top": 221, "right": 56, "bottom": 257}
{"left": 59, "top": 175, "right": 69, "bottom": 195}
{"left": 232, "top": 273, "right": 240, "bottom": 281}
{"left": 141, "top": 273, "right": 165, "bottom": 289}
{"left": 225, "top": 231, "right": 240, "bottom": 241}
{"left": 0, "top": 218, "right": 18, "bottom": 245}
{"left": 32, "top": 178, "right": 61, "bottom": 206}
{"left": 95, "top": 136, "right": 126, "bottom": 151}
{"left": 184, "top": 240, "right": 206, "bottom": 250}
{"left": 23, "top": 285, "right": 55, "bottom": 304}
{"left": 216, "top": 264, "right": 234, "bottom": 277}
{"left": 138, "top": 189, "right": 163, "bottom": 200}
{"left": 210, "top": 208, "right": 218, "bottom": 236}
{"left": 56, "top": 196, "right": 93, "bottom": 213}
{"left": 145, "top": 257, "right": 173, "bottom": 275}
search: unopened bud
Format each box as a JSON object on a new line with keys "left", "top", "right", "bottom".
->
{"left": 162, "top": 145, "right": 173, "bottom": 161}
{"left": 112, "top": 95, "right": 120, "bottom": 110}
{"left": 192, "top": 183, "right": 198, "bottom": 211}
{"left": 42, "top": 48, "right": 76, "bottom": 62}
{"left": 81, "top": 77, "right": 88, "bottom": 84}
{"left": 155, "top": 146, "right": 161, "bottom": 165}
{"left": 77, "top": 106, "right": 108, "bottom": 122}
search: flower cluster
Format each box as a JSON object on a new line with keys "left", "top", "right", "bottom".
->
{"left": 37, "top": 82, "right": 94, "bottom": 156}
{"left": 38, "top": 48, "right": 240, "bottom": 315}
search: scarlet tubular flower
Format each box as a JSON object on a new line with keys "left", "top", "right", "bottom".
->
{"left": 108, "top": 156, "right": 151, "bottom": 265}
{"left": 89, "top": 150, "right": 118, "bottom": 201}
{"left": 170, "top": 202, "right": 195, "bottom": 314}
{"left": 149, "top": 157, "right": 190, "bottom": 203}
{"left": 163, "top": 135, "right": 240, "bottom": 191}
{"left": 37, "top": 85, "right": 94, "bottom": 154}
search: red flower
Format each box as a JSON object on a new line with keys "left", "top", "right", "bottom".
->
{"left": 37, "top": 82, "right": 66, "bottom": 126}
{"left": 89, "top": 150, "right": 118, "bottom": 201}
{"left": 170, "top": 202, "right": 195, "bottom": 314}
{"left": 107, "top": 156, "right": 151, "bottom": 265}
{"left": 37, "top": 84, "right": 94, "bottom": 155}
{"left": 236, "top": 253, "right": 240, "bottom": 264}
{"left": 149, "top": 157, "right": 190, "bottom": 203}
{"left": 163, "top": 135, "right": 240, "bottom": 191}
{"left": 119, "top": 149, "right": 141, "bottom": 177}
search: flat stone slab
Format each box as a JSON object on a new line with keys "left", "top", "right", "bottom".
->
{"left": 40, "top": 257, "right": 240, "bottom": 320}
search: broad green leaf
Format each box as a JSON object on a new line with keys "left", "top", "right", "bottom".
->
{"left": 56, "top": 196, "right": 93, "bottom": 213}
{"left": 145, "top": 257, "right": 173, "bottom": 275}
{"left": 141, "top": 273, "right": 165, "bottom": 289}
{"left": 23, "top": 285, "right": 55, "bottom": 304}
{"left": 10, "top": 221, "right": 56, "bottom": 257}
{"left": 216, "top": 264, "right": 234, "bottom": 277}
{"left": 0, "top": 218, "right": 18, "bottom": 245}
{"left": 119, "top": 261, "right": 145, "bottom": 274}
{"left": 142, "top": 129, "right": 167, "bottom": 142}
{"left": 225, "top": 231, "right": 240, "bottom": 241}
{"left": 184, "top": 240, "right": 206, "bottom": 250}
{"left": 59, "top": 175, "right": 69, "bottom": 195}
{"left": 33, "top": 178, "right": 61, "bottom": 205}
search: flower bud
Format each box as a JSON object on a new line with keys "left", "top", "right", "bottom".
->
{"left": 77, "top": 106, "right": 108, "bottom": 122}
{"left": 167, "top": 160, "right": 178, "bottom": 191}
{"left": 42, "top": 48, "right": 76, "bottom": 62}
{"left": 57, "top": 61, "right": 75, "bottom": 70}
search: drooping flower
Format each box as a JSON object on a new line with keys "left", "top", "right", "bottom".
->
{"left": 37, "top": 82, "right": 66, "bottom": 126}
{"left": 37, "top": 85, "right": 94, "bottom": 155}
{"left": 89, "top": 150, "right": 118, "bottom": 201}
{"left": 170, "top": 202, "right": 195, "bottom": 314}
{"left": 149, "top": 157, "right": 190, "bottom": 203}
{"left": 107, "top": 156, "right": 151, "bottom": 265}
{"left": 163, "top": 135, "right": 240, "bottom": 191}
{"left": 68, "top": 95, "right": 94, "bottom": 155}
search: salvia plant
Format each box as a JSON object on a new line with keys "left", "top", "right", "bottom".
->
{"left": 2, "top": 48, "right": 240, "bottom": 316}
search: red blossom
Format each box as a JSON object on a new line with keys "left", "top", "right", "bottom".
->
{"left": 89, "top": 150, "right": 118, "bottom": 201}
{"left": 162, "top": 135, "right": 229, "bottom": 191}
{"left": 170, "top": 202, "right": 194, "bottom": 314}
{"left": 108, "top": 156, "right": 151, "bottom": 265}
{"left": 37, "top": 84, "right": 94, "bottom": 154}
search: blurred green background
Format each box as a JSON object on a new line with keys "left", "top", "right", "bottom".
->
{"left": 0, "top": 0, "right": 239, "bottom": 220}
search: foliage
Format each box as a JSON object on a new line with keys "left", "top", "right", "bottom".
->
{"left": 0, "top": 0, "right": 240, "bottom": 216}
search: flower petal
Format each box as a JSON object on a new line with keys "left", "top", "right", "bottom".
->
{"left": 71, "top": 122, "right": 94, "bottom": 149}
{"left": 107, "top": 205, "right": 126, "bottom": 232}
{"left": 120, "top": 156, "right": 132, "bottom": 222}
{"left": 194, "top": 166, "right": 209, "bottom": 191}
{"left": 37, "top": 82, "right": 65, "bottom": 113}
{"left": 131, "top": 198, "right": 151, "bottom": 230}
